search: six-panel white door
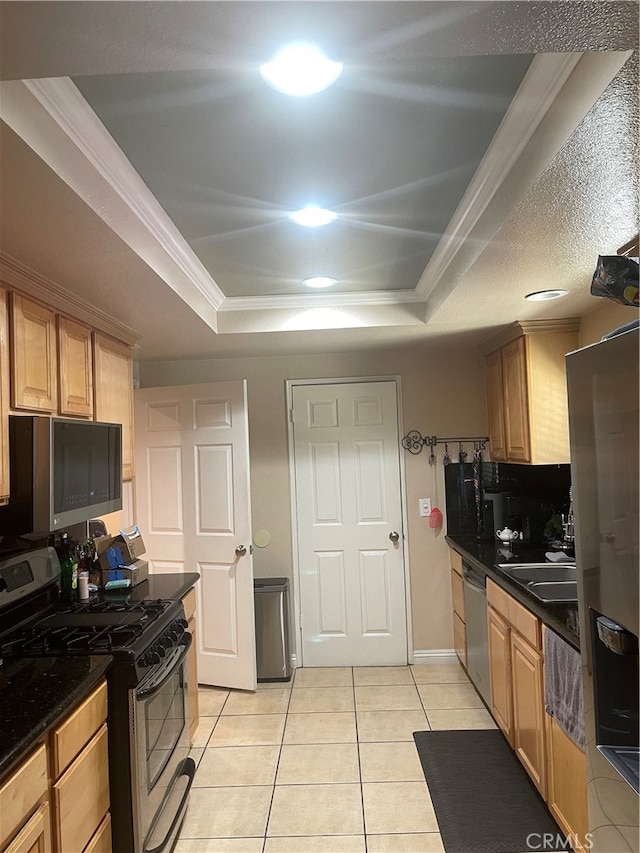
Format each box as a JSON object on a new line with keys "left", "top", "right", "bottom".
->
{"left": 134, "top": 381, "right": 256, "bottom": 690}
{"left": 292, "top": 380, "right": 407, "bottom": 666}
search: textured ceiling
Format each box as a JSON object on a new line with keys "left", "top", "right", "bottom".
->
{"left": 0, "top": 1, "right": 638, "bottom": 361}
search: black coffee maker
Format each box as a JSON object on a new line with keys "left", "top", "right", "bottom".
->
{"left": 479, "top": 493, "right": 506, "bottom": 540}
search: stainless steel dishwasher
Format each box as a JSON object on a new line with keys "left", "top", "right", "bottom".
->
{"left": 462, "top": 560, "right": 491, "bottom": 706}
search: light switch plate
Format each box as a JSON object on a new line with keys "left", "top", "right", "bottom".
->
{"left": 419, "top": 498, "right": 431, "bottom": 517}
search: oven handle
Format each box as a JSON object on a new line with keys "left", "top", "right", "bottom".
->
{"left": 136, "top": 632, "right": 192, "bottom": 699}
{"left": 144, "top": 757, "right": 196, "bottom": 853}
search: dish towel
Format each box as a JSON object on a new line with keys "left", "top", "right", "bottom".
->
{"left": 544, "top": 628, "right": 585, "bottom": 748}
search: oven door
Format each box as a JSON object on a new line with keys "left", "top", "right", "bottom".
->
{"left": 134, "top": 633, "right": 195, "bottom": 853}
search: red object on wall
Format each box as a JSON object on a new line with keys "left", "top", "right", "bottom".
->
{"left": 429, "top": 507, "right": 443, "bottom": 529}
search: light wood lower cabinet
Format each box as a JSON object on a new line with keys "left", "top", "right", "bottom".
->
{"left": 487, "top": 604, "right": 513, "bottom": 745}
{"left": 546, "top": 714, "right": 588, "bottom": 851}
{"left": 0, "top": 744, "right": 48, "bottom": 852}
{"left": 49, "top": 681, "right": 110, "bottom": 853}
{"left": 0, "top": 681, "right": 112, "bottom": 853}
{"left": 3, "top": 802, "right": 52, "bottom": 853}
{"left": 487, "top": 578, "right": 588, "bottom": 844}
{"left": 182, "top": 587, "right": 200, "bottom": 745}
{"left": 511, "top": 629, "right": 546, "bottom": 797}
{"left": 51, "top": 726, "right": 109, "bottom": 853}
{"left": 449, "top": 549, "right": 467, "bottom": 668}
{"left": 487, "top": 579, "right": 546, "bottom": 797}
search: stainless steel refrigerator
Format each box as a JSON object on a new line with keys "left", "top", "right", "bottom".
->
{"left": 567, "top": 325, "right": 639, "bottom": 852}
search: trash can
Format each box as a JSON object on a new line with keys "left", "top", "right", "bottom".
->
{"left": 254, "top": 577, "right": 292, "bottom": 682}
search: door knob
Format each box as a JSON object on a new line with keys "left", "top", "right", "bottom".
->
{"left": 389, "top": 531, "right": 400, "bottom": 543}
{"left": 235, "top": 544, "right": 247, "bottom": 557}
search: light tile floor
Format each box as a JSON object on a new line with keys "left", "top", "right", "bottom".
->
{"left": 175, "top": 662, "right": 496, "bottom": 853}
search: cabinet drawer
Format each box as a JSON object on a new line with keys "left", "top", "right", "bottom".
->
{"left": 509, "top": 596, "right": 540, "bottom": 650}
{"left": 487, "top": 579, "right": 540, "bottom": 650}
{"left": 50, "top": 681, "right": 107, "bottom": 779}
{"left": 52, "top": 725, "right": 109, "bottom": 853}
{"left": 451, "top": 569, "right": 465, "bottom": 620}
{"left": 0, "top": 744, "right": 48, "bottom": 850}
{"left": 449, "top": 549, "right": 463, "bottom": 576}
{"left": 182, "top": 587, "right": 197, "bottom": 622}
{"left": 83, "top": 814, "right": 111, "bottom": 853}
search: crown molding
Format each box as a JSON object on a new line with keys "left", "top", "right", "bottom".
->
{"left": 0, "top": 76, "right": 225, "bottom": 325}
{"left": 0, "top": 252, "right": 141, "bottom": 347}
{"left": 415, "top": 52, "right": 584, "bottom": 303}
{"left": 478, "top": 318, "right": 581, "bottom": 355}
{"left": 219, "top": 288, "right": 421, "bottom": 312}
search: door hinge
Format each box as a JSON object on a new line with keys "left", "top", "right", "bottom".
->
{"left": 289, "top": 408, "right": 295, "bottom": 424}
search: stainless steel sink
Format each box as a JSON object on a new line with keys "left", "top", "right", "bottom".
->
{"left": 496, "top": 562, "right": 578, "bottom": 603}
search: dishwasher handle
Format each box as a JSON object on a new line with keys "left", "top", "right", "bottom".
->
{"left": 462, "top": 562, "right": 487, "bottom": 591}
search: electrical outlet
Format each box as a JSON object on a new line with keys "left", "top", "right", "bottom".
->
{"left": 419, "top": 498, "right": 431, "bottom": 517}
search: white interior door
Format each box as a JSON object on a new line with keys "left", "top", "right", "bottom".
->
{"left": 134, "top": 381, "right": 256, "bottom": 690}
{"left": 292, "top": 380, "right": 407, "bottom": 666}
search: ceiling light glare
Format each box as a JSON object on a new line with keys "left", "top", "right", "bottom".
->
{"left": 302, "top": 276, "right": 337, "bottom": 289}
{"left": 525, "top": 289, "right": 569, "bottom": 301}
{"left": 290, "top": 207, "right": 338, "bottom": 227}
{"left": 260, "top": 43, "right": 343, "bottom": 96}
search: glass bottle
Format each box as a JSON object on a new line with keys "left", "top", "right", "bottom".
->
{"left": 58, "top": 532, "right": 78, "bottom": 603}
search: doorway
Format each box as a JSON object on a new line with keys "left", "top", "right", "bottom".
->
{"left": 289, "top": 379, "right": 409, "bottom": 667}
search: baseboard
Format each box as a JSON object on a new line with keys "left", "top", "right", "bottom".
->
{"left": 411, "top": 649, "right": 459, "bottom": 665}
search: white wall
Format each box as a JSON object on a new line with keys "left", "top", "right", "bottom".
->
{"left": 139, "top": 343, "right": 488, "bottom": 654}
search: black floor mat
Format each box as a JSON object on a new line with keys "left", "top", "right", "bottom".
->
{"left": 413, "top": 729, "right": 571, "bottom": 853}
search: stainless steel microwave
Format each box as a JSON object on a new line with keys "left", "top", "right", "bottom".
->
{"left": 0, "top": 415, "right": 122, "bottom": 535}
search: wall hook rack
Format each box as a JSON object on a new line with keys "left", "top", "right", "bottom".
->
{"left": 401, "top": 430, "right": 489, "bottom": 456}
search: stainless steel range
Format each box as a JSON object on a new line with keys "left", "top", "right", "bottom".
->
{"left": 0, "top": 546, "right": 195, "bottom": 853}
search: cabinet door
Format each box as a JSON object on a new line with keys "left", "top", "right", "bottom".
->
{"left": 502, "top": 337, "right": 531, "bottom": 462}
{"left": 487, "top": 605, "right": 512, "bottom": 745}
{"left": 511, "top": 630, "right": 546, "bottom": 797}
{"left": 545, "top": 713, "right": 588, "bottom": 849}
{"left": 93, "top": 334, "right": 134, "bottom": 480}
{"left": 9, "top": 293, "right": 57, "bottom": 412}
{"left": 4, "top": 801, "right": 52, "bottom": 853}
{"left": 58, "top": 317, "right": 93, "bottom": 418}
{"left": 0, "top": 286, "right": 9, "bottom": 500}
{"left": 485, "top": 349, "right": 506, "bottom": 461}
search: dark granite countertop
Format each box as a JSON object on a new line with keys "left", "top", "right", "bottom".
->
{"left": 0, "top": 574, "right": 199, "bottom": 780}
{"left": 445, "top": 534, "right": 580, "bottom": 651}
{"left": 0, "top": 655, "right": 112, "bottom": 779}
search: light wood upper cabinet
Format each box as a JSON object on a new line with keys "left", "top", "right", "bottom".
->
{"left": 485, "top": 348, "right": 506, "bottom": 461}
{"left": 0, "top": 287, "right": 9, "bottom": 501}
{"left": 93, "top": 334, "right": 134, "bottom": 481}
{"left": 9, "top": 293, "right": 57, "bottom": 412}
{"left": 482, "top": 322, "right": 579, "bottom": 465}
{"left": 58, "top": 317, "right": 93, "bottom": 419}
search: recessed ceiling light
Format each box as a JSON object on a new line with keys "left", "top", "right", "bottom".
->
{"left": 525, "top": 289, "right": 569, "bottom": 301}
{"left": 290, "top": 207, "right": 338, "bottom": 227}
{"left": 302, "top": 276, "right": 337, "bottom": 289}
{"left": 260, "top": 44, "right": 343, "bottom": 96}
